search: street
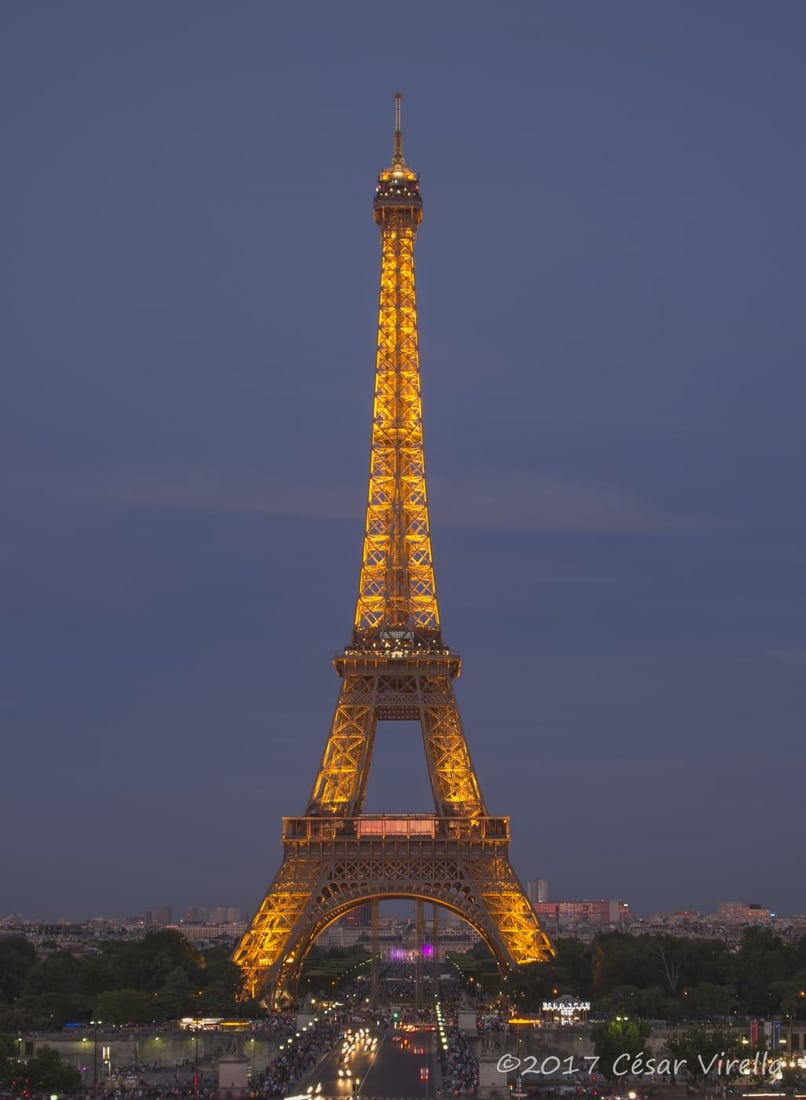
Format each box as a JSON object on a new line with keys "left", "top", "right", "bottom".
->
{"left": 294, "top": 1026, "right": 441, "bottom": 1100}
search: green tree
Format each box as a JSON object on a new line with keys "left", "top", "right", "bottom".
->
{"left": 684, "top": 981, "right": 736, "bottom": 1019}
{"left": 77, "top": 953, "right": 119, "bottom": 999}
{"left": 0, "top": 938, "right": 38, "bottom": 1002}
{"left": 554, "top": 938, "right": 594, "bottom": 999}
{"left": 197, "top": 947, "right": 257, "bottom": 1016}
{"left": 665, "top": 1026, "right": 743, "bottom": 1084}
{"left": 299, "top": 946, "right": 373, "bottom": 997}
{"left": 597, "top": 985, "right": 644, "bottom": 1016}
{"left": 591, "top": 933, "right": 738, "bottom": 1008}
{"left": 94, "top": 988, "right": 154, "bottom": 1025}
{"left": 115, "top": 930, "right": 204, "bottom": 992}
{"left": 598, "top": 984, "right": 673, "bottom": 1019}
{"left": 734, "top": 928, "right": 792, "bottom": 1015}
{"left": 591, "top": 1016, "right": 651, "bottom": 1081}
{"left": 780, "top": 978, "right": 806, "bottom": 1019}
{"left": 0, "top": 1035, "right": 17, "bottom": 1087}
{"left": 23, "top": 951, "right": 82, "bottom": 999}
{"left": 446, "top": 946, "right": 500, "bottom": 997}
{"left": 8, "top": 1046, "right": 81, "bottom": 1095}
{"left": 507, "top": 939, "right": 596, "bottom": 1011}
{"left": 154, "top": 965, "right": 195, "bottom": 1020}
{"left": 680, "top": 939, "right": 733, "bottom": 988}
{"left": 592, "top": 935, "right": 660, "bottom": 998}
{"left": 654, "top": 936, "right": 686, "bottom": 995}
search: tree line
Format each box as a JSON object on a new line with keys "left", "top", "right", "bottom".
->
{"left": 0, "top": 929, "right": 257, "bottom": 1030}
{"left": 2, "top": 926, "right": 805, "bottom": 1031}
{"left": 453, "top": 928, "right": 806, "bottom": 1020}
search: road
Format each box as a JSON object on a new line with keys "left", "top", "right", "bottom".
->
{"left": 294, "top": 1026, "right": 441, "bottom": 1100}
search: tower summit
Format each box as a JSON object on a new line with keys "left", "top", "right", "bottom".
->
{"left": 233, "top": 97, "right": 553, "bottom": 1006}
{"left": 356, "top": 91, "right": 435, "bottom": 649}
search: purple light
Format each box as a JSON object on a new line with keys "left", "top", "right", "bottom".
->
{"left": 422, "top": 943, "right": 434, "bottom": 958}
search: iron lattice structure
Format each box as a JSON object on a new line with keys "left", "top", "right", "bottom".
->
{"left": 233, "top": 97, "right": 554, "bottom": 1005}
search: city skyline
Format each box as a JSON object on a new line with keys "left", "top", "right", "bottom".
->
{"left": 2, "top": 2, "right": 805, "bottom": 921}
{"left": 3, "top": 889, "right": 802, "bottom": 928}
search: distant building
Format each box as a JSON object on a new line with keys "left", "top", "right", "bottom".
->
{"left": 527, "top": 880, "right": 549, "bottom": 904}
{"left": 318, "top": 924, "right": 365, "bottom": 948}
{"left": 718, "top": 901, "right": 772, "bottom": 926}
{"left": 343, "top": 903, "right": 371, "bottom": 928}
{"left": 205, "top": 907, "right": 243, "bottom": 925}
{"left": 532, "top": 899, "right": 632, "bottom": 933}
{"left": 179, "top": 921, "right": 247, "bottom": 946}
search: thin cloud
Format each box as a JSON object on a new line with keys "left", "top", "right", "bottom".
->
{"left": 769, "top": 649, "right": 806, "bottom": 666}
{"left": 74, "top": 466, "right": 729, "bottom": 536}
{"left": 76, "top": 468, "right": 359, "bottom": 522}
{"left": 432, "top": 472, "right": 727, "bottom": 535}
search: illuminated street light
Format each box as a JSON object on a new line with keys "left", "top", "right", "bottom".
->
{"left": 90, "top": 1020, "right": 103, "bottom": 1099}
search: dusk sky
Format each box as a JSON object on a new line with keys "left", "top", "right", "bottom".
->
{"left": 2, "top": 2, "right": 805, "bottom": 923}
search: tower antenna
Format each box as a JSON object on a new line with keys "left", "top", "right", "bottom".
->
{"left": 393, "top": 91, "right": 403, "bottom": 163}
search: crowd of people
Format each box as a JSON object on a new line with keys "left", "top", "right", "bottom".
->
{"left": 255, "top": 1016, "right": 344, "bottom": 1098}
{"left": 442, "top": 1024, "right": 480, "bottom": 1095}
{"left": 337, "top": 962, "right": 467, "bottom": 1006}
{"left": 476, "top": 1010, "right": 510, "bottom": 1055}
{"left": 260, "top": 1011, "right": 297, "bottom": 1036}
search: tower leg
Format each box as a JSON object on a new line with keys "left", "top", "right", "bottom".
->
{"left": 307, "top": 679, "right": 378, "bottom": 815}
{"left": 432, "top": 902, "right": 439, "bottom": 990}
{"left": 415, "top": 898, "right": 424, "bottom": 1012}
{"left": 371, "top": 898, "right": 380, "bottom": 1010}
{"left": 420, "top": 686, "right": 485, "bottom": 817}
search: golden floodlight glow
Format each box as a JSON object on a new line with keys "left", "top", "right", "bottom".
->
{"left": 232, "top": 94, "right": 553, "bottom": 1007}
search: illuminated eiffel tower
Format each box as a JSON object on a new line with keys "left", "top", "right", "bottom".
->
{"left": 233, "top": 96, "right": 554, "bottom": 1006}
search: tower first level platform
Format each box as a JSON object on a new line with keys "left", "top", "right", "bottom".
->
{"left": 235, "top": 813, "right": 553, "bottom": 1002}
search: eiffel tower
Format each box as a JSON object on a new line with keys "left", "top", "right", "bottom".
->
{"left": 233, "top": 95, "right": 554, "bottom": 1006}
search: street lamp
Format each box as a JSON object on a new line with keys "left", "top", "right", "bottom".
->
{"left": 512, "top": 1029, "right": 527, "bottom": 1100}
{"left": 90, "top": 1020, "right": 102, "bottom": 1099}
{"left": 192, "top": 1025, "right": 201, "bottom": 1100}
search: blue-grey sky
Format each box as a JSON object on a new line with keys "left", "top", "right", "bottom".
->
{"left": 2, "top": 2, "right": 804, "bottom": 922}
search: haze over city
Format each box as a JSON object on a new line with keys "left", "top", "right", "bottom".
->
{"left": 2, "top": 2, "right": 805, "bottom": 922}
